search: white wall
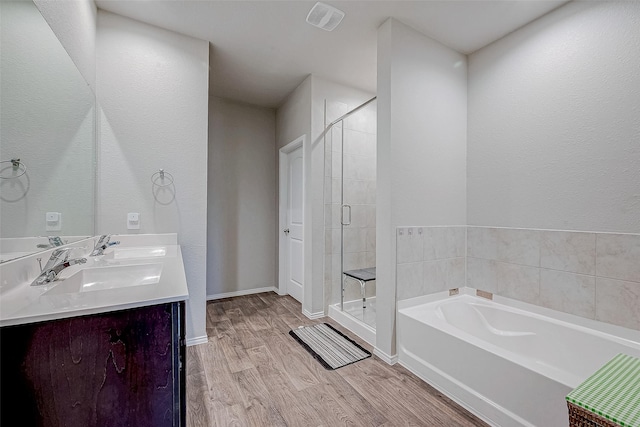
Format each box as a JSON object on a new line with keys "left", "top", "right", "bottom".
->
{"left": 468, "top": 1, "right": 640, "bottom": 234}
{"left": 377, "top": 18, "right": 467, "bottom": 358}
{"left": 276, "top": 76, "right": 312, "bottom": 151}
{"left": 208, "top": 96, "right": 277, "bottom": 298}
{"left": 310, "top": 77, "right": 374, "bottom": 135}
{"left": 96, "top": 11, "right": 209, "bottom": 344}
{"left": 275, "top": 76, "right": 313, "bottom": 313}
{"left": 33, "top": 0, "right": 96, "bottom": 91}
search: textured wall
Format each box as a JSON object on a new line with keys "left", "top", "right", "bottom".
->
{"left": 96, "top": 11, "right": 209, "bottom": 343}
{"left": 208, "top": 97, "right": 277, "bottom": 297}
{"left": 276, "top": 76, "right": 312, "bottom": 151}
{"left": 382, "top": 21, "right": 467, "bottom": 228}
{"left": 468, "top": 1, "right": 640, "bottom": 233}
{"left": 275, "top": 76, "right": 313, "bottom": 314}
{"left": 33, "top": 0, "right": 96, "bottom": 91}
{"left": 377, "top": 18, "right": 467, "bottom": 358}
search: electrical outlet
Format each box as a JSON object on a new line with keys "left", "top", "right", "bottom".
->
{"left": 46, "top": 212, "right": 62, "bottom": 231}
{"left": 127, "top": 212, "right": 140, "bottom": 230}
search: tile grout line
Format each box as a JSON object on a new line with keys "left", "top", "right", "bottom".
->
{"left": 464, "top": 255, "right": 640, "bottom": 284}
{"left": 594, "top": 234, "right": 599, "bottom": 319}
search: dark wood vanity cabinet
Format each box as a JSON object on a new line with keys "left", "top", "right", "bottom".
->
{"left": 0, "top": 302, "right": 186, "bottom": 427}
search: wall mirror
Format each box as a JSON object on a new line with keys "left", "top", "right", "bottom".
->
{"left": 0, "top": 0, "right": 95, "bottom": 262}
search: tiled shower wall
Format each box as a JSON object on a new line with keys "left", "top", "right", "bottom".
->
{"left": 396, "top": 226, "right": 640, "bottom": 330}
{"left": 324, "top": 101, "right": 377, "bottom": 310}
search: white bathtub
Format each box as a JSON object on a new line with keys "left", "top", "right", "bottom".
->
{"left": 397, "top": 289, "right": 640, "bottom": 427}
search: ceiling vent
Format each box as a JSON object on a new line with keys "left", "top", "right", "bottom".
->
{"left": 306, "top": 2, "right": 345, "bottom": 32}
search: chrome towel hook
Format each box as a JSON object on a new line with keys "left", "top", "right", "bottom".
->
{"left": 151, "top": 168, "right": 174, "bottom": 187}
{"left": 0, "top": 158, "right": 27, "bottom": 179}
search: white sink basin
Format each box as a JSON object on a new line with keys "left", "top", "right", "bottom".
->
{"left": 45, "top": 263, "right": 163, "bottom": 295}
{"left": 104, "top": 246, "right": 167, "bottom": 260}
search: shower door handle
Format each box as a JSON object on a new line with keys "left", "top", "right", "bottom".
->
{"left": 341, "top": 204, "right": 351, "bottom": 226}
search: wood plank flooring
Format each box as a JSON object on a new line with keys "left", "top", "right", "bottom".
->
{"left": 186, "top": 292, "right": 488, "bottom": 427}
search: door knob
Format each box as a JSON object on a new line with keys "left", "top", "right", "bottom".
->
{"left": 284, "top": 229, "right": 290, "bottom": 235}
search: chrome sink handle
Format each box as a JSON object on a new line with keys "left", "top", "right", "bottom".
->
{"left": 43, "top": 248, "right": 70, "bottom": 269}
{"left": 90, "top": 235, "right": 120, "bottom": 256}
{"left": 91, "top": 234, "right": 109, "bottom": 254}
{"left": 36, "top": 236, "right": 65, "bottom": 249}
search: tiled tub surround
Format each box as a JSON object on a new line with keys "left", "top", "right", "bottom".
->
{"left": 395, "top": 227, "right": 640, "bottom": 426}
{"left": 396, "top": 226, "right": 640, "bottom": 331}
{"left": 396, "top": 226, "right": 466, "bottom": 301}
{"left": 467, "top": 227, "right": 640, "bottom": 330}
{"left": 324, "top": 101, "right": 377, "bottom": 310}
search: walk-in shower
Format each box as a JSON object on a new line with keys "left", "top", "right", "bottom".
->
{"left": 323, "top": 97, "right": 377, "bottom": 342}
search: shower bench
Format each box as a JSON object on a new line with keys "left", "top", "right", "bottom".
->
{"left": 343, "top": 267, "right": 376, "bottom": 309}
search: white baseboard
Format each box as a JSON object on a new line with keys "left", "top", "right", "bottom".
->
{"left": 206, "top": 286, "right": 277, "bottom": 301}
{"left": 373, "top": 347, "right": 398, "bottom": 365}
{"left": 303, "top": 309, "right": 325, "bottom": 320}
{"left": 186, "top": 335, "right": 208, "bottom": 347}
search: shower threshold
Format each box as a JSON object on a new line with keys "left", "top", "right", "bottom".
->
{"left": 328, "top": 297, "right": 376, "bottom": 346}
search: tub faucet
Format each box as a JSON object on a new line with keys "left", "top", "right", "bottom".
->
{"left": 31, "top": 248, "right": 86, "bottom": 286}
{"left": 36, "top": 236, "right": 65, "bottom": 249}
{"left": 90, "top": 234, "right": 120, "bottom": 256}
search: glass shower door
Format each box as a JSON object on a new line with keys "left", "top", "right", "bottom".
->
{"left": 338, "top": 100, "right": 377, "bottom": 329}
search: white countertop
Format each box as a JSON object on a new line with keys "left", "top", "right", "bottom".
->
{"left": 0, "top": 234, "right": 189, "bottom": 327}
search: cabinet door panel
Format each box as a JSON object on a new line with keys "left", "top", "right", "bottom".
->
{"left": 1, "top": 303, "right": 180, "bottom": 427}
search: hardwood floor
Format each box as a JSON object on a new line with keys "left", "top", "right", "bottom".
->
{"left": 186, "top": 292, "right": 488, "bottom": 427}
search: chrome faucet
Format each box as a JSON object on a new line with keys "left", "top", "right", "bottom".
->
{"left": 90, "top": 234, "right": 120, "bottom": 256}
{"left": 31, "top": 248, "right": 87, "bottom": 286}
{"left": 36, "top": 236, "right": 65, "bottom": 249}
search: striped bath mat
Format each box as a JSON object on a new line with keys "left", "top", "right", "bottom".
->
{"left": 289, "top": 323, "right": 371, "bottom": 370}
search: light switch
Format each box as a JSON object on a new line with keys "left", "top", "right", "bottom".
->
{"left": 46, "top": 212, "right": 62, "bottom": 231}
{"left": 127, "top": 212, "right": 140, "bottom": 230}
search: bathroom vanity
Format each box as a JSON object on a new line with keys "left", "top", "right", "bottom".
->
{"left": 0, "top": 234, "right": 189, "bottom": 427}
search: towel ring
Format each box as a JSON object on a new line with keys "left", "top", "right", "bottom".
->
{"left": 0, "top": 159, "right": 27, "bottom": 179}
{"left": 151, "top": 169, "right": 174, "bottom": 187}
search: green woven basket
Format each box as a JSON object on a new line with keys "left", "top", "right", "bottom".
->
{"left": 566, "top": 354, "right": 640, "bottom": 427}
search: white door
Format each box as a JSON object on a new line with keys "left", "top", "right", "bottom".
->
{"left": 285, "top": 146, "right": 304, "bottom": 302}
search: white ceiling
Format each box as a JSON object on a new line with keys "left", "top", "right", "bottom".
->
{"left": 95, "top": 0, "right": 570, "bottom": 108}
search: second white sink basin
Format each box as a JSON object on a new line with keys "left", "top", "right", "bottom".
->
{"left": 45, "top": 263, "right": 163, "bottom": 295}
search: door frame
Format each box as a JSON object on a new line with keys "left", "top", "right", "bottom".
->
{"left": 278, "top": 135, "right": 306, "bottom": 298}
